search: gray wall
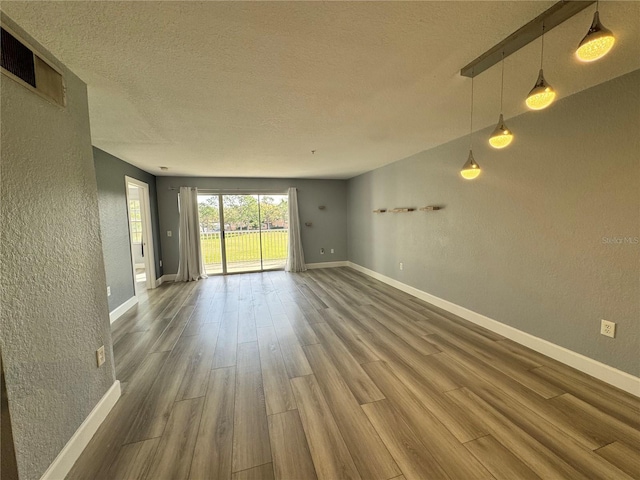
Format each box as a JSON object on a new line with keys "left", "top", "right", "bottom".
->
{"left": 0, "top": 14, "right": 116, "bottom": 480}
{"left": 156, "top": 177, "right": 348, "bottom": 274}
{"left": 93, "top": 147, "right": 162, "bottom": 312}
{"left": 348, "top": 70, "right": 640, "bottom": 376}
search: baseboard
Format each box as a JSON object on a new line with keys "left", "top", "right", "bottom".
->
{"left": 40, "top": 381, "right": 121, "bottom": 480}
{"left": 109, "top": 296, "right": 138, "bottom": 324}
{"left": 347, "top": 261, "right": 640, "bottom": 397}
{"left": 159, "top": 274, "right": 176, "bottom": 284}
{"left": 306, "top": 261, "right": 348, "bottom": 270}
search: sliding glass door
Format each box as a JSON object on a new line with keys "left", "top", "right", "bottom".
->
{"left": 198, "top": 193, "right": 288, "bottom": 275}
{"left": 197, "top": 195, "right": 223, "bottom": 274}
{"left": 223, "top": 195, "right": 262, "bottom": 273}
{"left": 259, "top": 194, "right": 289, "bottom": 271}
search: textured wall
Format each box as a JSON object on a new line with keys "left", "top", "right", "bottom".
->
{"left": 348, "top": 70, "right": 640, "bottom": 376}
{"left": 93, "top": 147, "right": 162, "bottom": 312}
{"left": 156, "top": 177, "right": 348, "bottom": 274}
{"left": 1, "top": 355, "right": 19, "bottom": 480}
{"left": 0, "top": 14, "right": 116, "bottom": 480}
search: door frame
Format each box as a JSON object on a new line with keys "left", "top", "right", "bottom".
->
{"left": 124, "top": 176, "right": 157, "bottom": 290}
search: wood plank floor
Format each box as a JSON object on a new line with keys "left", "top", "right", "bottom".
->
{"left": 68, "top": 268, "right": 640, "bottom": 480}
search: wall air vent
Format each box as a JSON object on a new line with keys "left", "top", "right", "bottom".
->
{"left": 1, "top": 25, "right": 65, "bottom": 107}
{"left": 1, "top": 27, "right": 36, "bottom": 86}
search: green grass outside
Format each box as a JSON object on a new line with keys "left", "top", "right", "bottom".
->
{"left": 200, "top": 230, "right": 288, "bottom": 264}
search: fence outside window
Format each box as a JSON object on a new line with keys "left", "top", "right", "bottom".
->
{"left": 200, "top": 229, "right": 288, "bottom": 273}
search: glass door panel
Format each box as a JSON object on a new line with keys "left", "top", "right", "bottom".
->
{"left": 197, "top": 194, "right": 223, "bottom": 275}
{"left": 222, "top": 194, "right": 262, "bottom": 273}
{"left": 127, "top": 183, "right": 147, "bottom": 288}
{"left": 259, "top": 195, "right": 289, "bottom": 270}
{"left": 198, "top": 192, "right": 288, "bottom": 275}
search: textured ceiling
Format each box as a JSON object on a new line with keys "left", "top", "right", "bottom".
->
{"left": 2, "top": 1, "right": 639, "bottom": 179}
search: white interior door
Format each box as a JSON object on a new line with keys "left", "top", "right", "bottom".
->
{"left": 125, "top": 177, "right": 156, "bottom": 291}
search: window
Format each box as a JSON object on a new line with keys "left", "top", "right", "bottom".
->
{"left": 129, "top": 199, "right": 142, "bottom": 244}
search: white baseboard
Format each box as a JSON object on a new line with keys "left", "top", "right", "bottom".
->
{"left": 306, "top": 261, "right": 348, "bottom": 270}
{"left": 347, "top": 261, "right": 640, "bottom": 397}
{"left": 40, "top": 381, "right": 121, "bottom": 480}
{"left": 109, "top": 296, "right": 138, "bottom": 324}
{"left": 159, "top": 274, "right": 176, "bottom": 284}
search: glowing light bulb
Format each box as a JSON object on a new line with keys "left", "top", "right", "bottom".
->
{"left": 526, "top": 69, "right": 556, "bottom": 110}
{"left": 489, "top": 114, "right": 514, "bottom": 149}
{"left": 460, "top": 150, "right": 481, "bottom": 180}
{"left": 576, "top": 11, "right": 615, "bottom": 62}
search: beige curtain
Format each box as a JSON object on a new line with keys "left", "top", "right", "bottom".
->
{"left": 285, "top": 187, "right": 306, "bottom": 272}
{"left": 176, "top": 187, "right": 208, "bottom": 281}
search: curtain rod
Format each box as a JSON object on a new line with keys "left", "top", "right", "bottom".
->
{"left": 168, "top": 187, "right": 294, "bottom": 192}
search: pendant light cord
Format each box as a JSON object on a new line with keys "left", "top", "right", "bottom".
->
{"left": 500, "top": 52, "right": 505, "bottom": 113}
{"left": 469, "top": 73, "right": 474, "bottom": 149}
{"left": 540, "top": 23, "right": 545, "bottom": 69}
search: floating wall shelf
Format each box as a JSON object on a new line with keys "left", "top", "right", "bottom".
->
{"left": 391, "top": 208, "right": 416, "bottom": 213}
{"left": 374, "top": 206, "right": 442, "bottom": 214}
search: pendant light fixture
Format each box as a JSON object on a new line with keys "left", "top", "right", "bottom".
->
{"left": 489, "top": 53, "right": 514, "bottom": 149}
{"left": 576, "top": 1, "right": 615, "bottom": 62}
{"left": 461, "top": 75, "right": 481, "bottom": 180}
{"left": 526, "top": 23, "right": 556, "bottom": 110}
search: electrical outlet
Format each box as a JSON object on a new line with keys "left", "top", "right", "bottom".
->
{"left": 96, "top": 345, "right": 106, "bottom": 367}
{"left": 320, "top": 248, "right": 325, "bottom": 255}
{"left": 331, "top": 248, "right": 335, "bottom": 254}
{"left": 106, "top": 286, "right": 111, "bottom": 296}
{"left": 399, "top": 262, "right": 404, "bottom": 271}
{"left": 600, "top": 319, "right": 616, "bottom": 338}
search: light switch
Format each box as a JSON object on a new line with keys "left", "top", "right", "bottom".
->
{"left": 167, "top": 231, "right": 172, "bottom": 237}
